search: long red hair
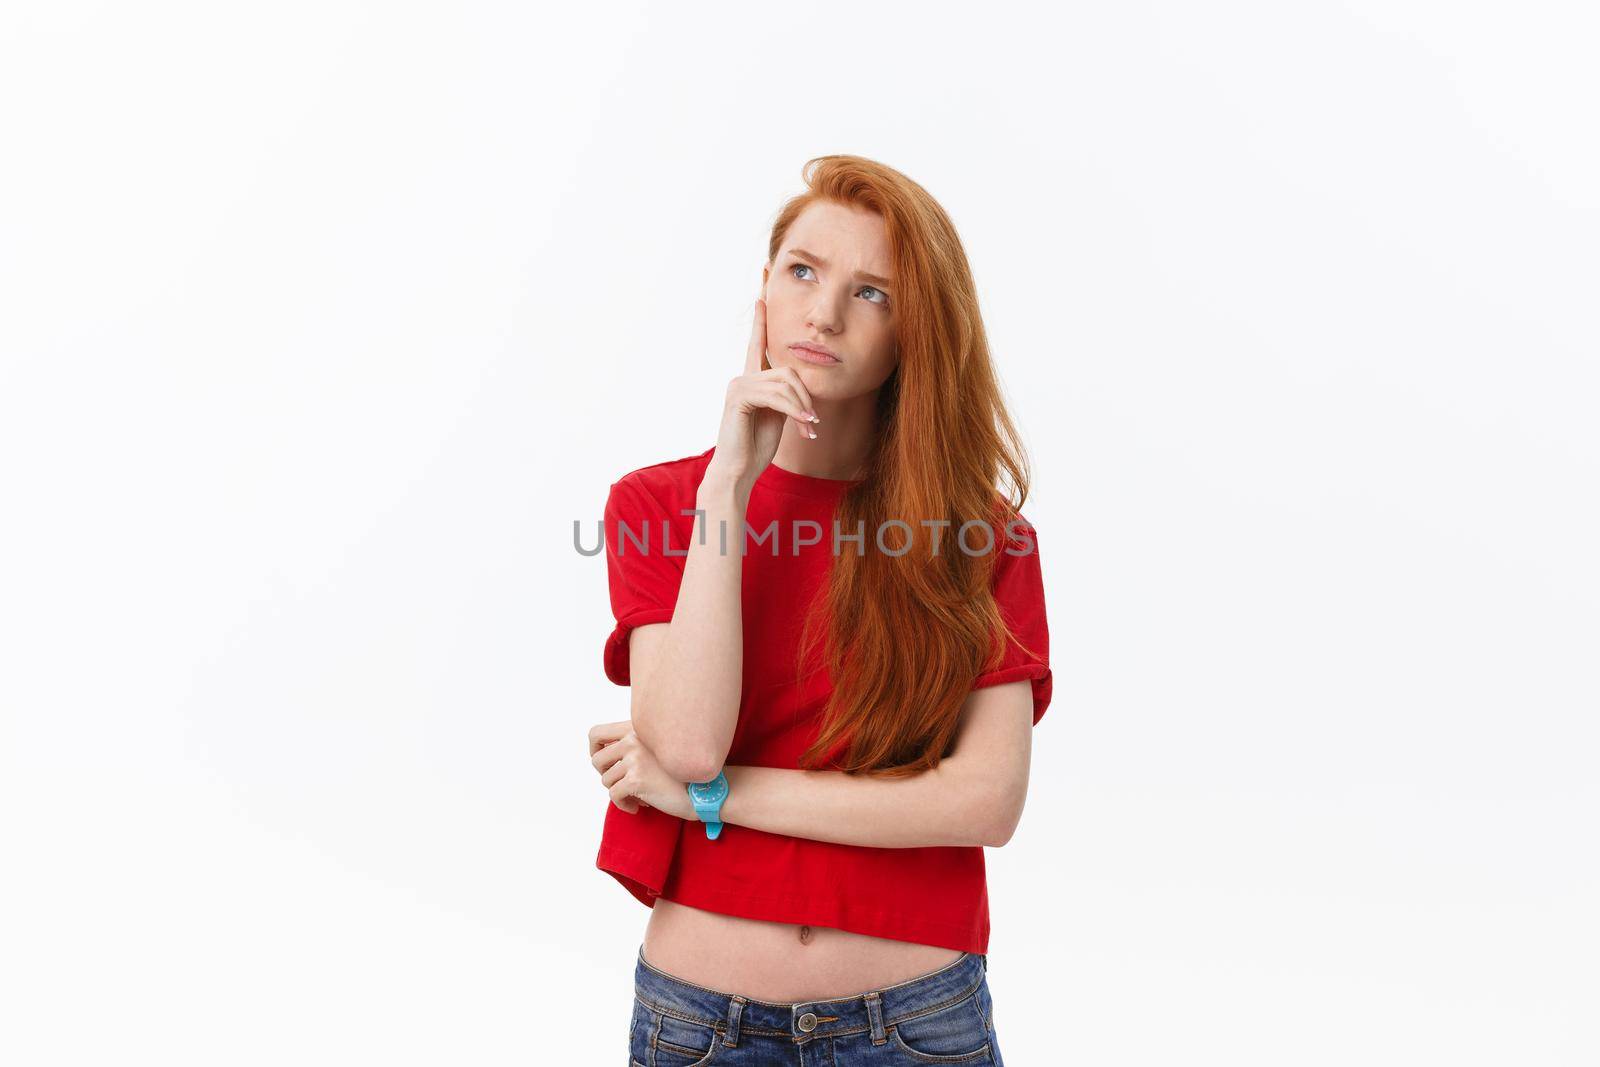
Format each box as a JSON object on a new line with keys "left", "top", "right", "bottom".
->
{"left": 773, "top": 155, "right": 1039, "bottom": 778}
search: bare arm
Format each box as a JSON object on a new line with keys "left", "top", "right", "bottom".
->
{"left": 626, "top": 472, "right": 749, "bottom": 783}
{"left": 626, "top": 297, "right": 820, "bottom": 783}
{"left": 715, "top": 679, "right": 1036, "bottom": 849}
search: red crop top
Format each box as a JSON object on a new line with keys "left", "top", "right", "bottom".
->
{"left": 594, "top": 445, "right": 1052, "bottom": 954}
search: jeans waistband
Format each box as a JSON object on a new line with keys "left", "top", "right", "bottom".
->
{"left": 633, "top": 945, "right": 988, "bottom": 1044}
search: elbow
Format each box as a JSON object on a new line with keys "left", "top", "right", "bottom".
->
{"left": 944, "top": 759, "right": 1027, "bottom": 848}
{"left": 978, "top": 793, "right": 1026, "bottom": 848}
{"left": 660, "top": 748, "right": 726, "bottom": 786}
{"left": 631, "top": 698, "right": 727, "bottom": 783}
{"left": 648, "top": 726, "right": 727, "bottom": 784}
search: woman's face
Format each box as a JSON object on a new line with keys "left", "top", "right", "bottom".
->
{"left": 761, "top": 200, "right": 899, "bottom": 400}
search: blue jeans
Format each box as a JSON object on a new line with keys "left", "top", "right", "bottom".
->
{"left": 629, "top": 944, "right": 1005, "bottom": 1065}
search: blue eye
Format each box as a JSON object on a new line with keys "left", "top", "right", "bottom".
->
{"left": 787, "top": 263, "right": 891, "bottom": 307}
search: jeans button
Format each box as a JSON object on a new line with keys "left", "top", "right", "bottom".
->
{"left": 797, "top": 1011, "right": 818, "bottom": 1032}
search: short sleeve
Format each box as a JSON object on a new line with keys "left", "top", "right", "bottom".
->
{"left": 972, "top": 517, "right": 1054, "bottom": 725}
{"left": 602, "top": 477, "right": 688, "bottom": 686}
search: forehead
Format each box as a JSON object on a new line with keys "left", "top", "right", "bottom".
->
{"left": 779, "top": 200, "right": 892, "bottom": 276}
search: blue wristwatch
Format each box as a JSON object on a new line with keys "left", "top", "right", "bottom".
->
{"left": 686, "top": 770, "right": 729, "bottom": 840}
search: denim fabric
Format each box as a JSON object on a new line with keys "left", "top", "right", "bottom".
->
{"left": 628, "top": 944, "right": 1004, "bottom": 1066}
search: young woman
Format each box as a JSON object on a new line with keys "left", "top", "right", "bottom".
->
{"left": 588, "top": 155, "right": 1051, "bottom": 1066}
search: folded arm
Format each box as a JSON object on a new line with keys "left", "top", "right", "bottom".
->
{"left": 713, "top": 679, "right": 1035, "bottom": 849}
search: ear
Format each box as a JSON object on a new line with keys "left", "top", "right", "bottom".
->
{"left": 761, "top": 263, "right": 769, "bottom": 298}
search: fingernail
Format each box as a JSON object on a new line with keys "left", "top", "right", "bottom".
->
{"left": 807, "top": 412, "right": 819, "bottom": 423}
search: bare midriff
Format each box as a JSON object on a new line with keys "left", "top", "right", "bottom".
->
{"left": 641, "top": 896, "right": 965, "bottom": 1003}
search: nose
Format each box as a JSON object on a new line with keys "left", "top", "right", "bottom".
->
{"left": 805, "top": 288, "right": 845, "bottom": 337}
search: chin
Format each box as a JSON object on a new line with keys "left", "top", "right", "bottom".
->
{"left": 788, "top": 364, "right": 843, "bottom": 389}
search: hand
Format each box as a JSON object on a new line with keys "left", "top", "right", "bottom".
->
{"left": 587, "top": 720, "right": 697, "bottom": 820}
{"left": 705, "top": 297, "right": 822, "bottom": 490}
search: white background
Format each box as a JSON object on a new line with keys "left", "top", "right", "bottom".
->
{"left": 2, "top": 2, "right": 1595, "bottom": 1063}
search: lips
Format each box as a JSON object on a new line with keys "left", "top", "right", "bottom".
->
{"left": 789, "top": 342, "right": 841, "bottom": 365}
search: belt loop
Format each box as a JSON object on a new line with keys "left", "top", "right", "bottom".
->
{"left": 865, "top": 991, "right": 887, "bottom": 1045}
{"left": 981, "top": 953, "right": 988, "bottom": 972}
{"left": 724, "top": 995, "right": 745, "bottom": 1046}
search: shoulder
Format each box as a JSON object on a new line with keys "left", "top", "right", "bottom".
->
{"left": 985, "top": 501, "right": 1043, "bottom": 595}
{"left": 984, "top": 494, "right": 1039, "bottom": 554}
{"left": 606, "top": 446, "right": 716, "bottom": 516}
{"left": 998, "top": 511, "right": 1038, "bottom": 554}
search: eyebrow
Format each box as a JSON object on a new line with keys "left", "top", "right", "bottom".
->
{"left": 785, "top": 248, "right": 893, "bottom": 290}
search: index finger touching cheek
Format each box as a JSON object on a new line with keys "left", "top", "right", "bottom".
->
{"left": 745, "top": 298, "right": 768, "bottom": 375}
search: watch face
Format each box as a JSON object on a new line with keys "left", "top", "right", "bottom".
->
{"left": 689, "top": 774, "right": 728, "bottom": 804}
